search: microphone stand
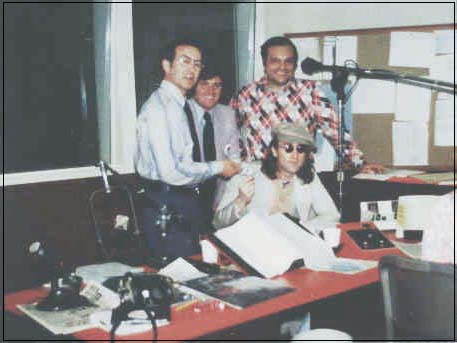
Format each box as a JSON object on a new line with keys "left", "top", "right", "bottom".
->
{"left": 330, "top": 69, "right": 350, "bottom": 214}
{"left": 357, "top": 69, "right": 455, "bottom": 95}
{"left": 91, "top": 161, "right": 144, "bottom": 263}
{"left": 326, "top": 65, "right": 455, "bottom": 217}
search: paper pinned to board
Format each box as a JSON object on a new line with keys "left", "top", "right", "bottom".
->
{"left": 430, "top": 54, "right": 454, "bottom": 83}
{"left": 352, "top": 79, "right": 396, "bottom": 114}
{"left": 335, "top": 35, "right": 358, "bottom": 66}
{"left": 322, "top": 35, "right": 358, "bottom": 66}
{"left": 291, "top": 37, "right": 321, "bottom": 80}
{"left": 395, "top": 83, "right": 431, "bottom": 122}
{"left": 434, "top": 30, "right": 455, "bottom": 55}
{"left": 389, "top": 31, "right": 435, "bottom": 68}
{"left": 323, "top": 36, "right": 336, "bottom": 66}
{"left": 434, "top": 96, "right": 456, "bottom": 146}
{"left": 392, "top": 121, "right": 428, "bottom": 166}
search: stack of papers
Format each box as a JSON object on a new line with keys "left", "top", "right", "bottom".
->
{"left": 353, "top": 169, "right": 424, "bottom": 181}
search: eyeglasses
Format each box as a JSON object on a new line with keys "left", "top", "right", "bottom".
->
{"left": 176, "top": 55, "right": 204, "bottom": 70}
{"left": 198, "top": 80, "right": 223, "bottom": 89}
{"left": 278, "top": 143, "right": 309, "bottom": 154}
{"left": 267, "top": 57, "right": 296, "bottom": 68}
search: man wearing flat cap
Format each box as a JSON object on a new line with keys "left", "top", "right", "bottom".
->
{"left": 213, "top": 122, "right": 339, "bottom": 230}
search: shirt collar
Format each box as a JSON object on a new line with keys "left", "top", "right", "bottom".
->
{"left": 256, "top": 76, "right": 297, "bottom": 94}
{"left": 160, "top": 80, "right": 186, "bottom": 106}
{"left": 189, "top": 98, "right": 212, "bottom": 125}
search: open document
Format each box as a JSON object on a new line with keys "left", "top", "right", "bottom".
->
{"left": 211, "top": 212, "right": 377, "bottom": 278}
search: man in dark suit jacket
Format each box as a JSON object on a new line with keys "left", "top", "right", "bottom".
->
{"left": 189, "top": 64, "right": 241, "bottom": 212}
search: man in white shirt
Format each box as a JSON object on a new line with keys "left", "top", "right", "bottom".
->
{"left": 188, "top": 63, "right": 241, "bottom": 214}
{"left": 135, "top": 38, "right": 240, "bottom": 263}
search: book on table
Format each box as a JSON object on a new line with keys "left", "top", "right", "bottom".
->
{"left": 208, "top": 212, "right": 377, "bottom": 278}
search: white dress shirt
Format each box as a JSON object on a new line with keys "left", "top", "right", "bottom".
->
{"left": 189, "top": 99, "right": 242, "bottom": 208}
{"left": 188, "top": 99, "right": 240, "bottom": 161}
{"left": 135, "top": 80, "right": 223, "bottom": 185}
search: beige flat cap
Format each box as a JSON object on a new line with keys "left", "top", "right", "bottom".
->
{"left": 272, "top": 122, "right": 315, "bottom": 149}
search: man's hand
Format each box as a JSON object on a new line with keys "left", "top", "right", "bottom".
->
{"left": 237, "top": 176, "right": 255, "bottom": 205}
{"left": 359, "top": 163, "right": 387, "bottom": 174}
{"left": 220, "top": 159, "right": 241, "bottom": 178}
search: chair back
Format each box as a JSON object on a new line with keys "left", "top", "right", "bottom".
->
{"left": 379, "top": 254, "right": 455, "bottom": 340}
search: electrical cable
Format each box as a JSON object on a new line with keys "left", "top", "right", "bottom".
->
{"left": 144, "top": 308, "right": 158, "bottom": 342}
{"left": 110, "top": 319, "right": 121, "bottom": 343}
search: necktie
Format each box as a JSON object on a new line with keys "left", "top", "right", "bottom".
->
{"left": 183, "top": 102, "right": 201, "bottom": 162}
{"left": 203, "top": 112, "right": 216, "bottom": 162}
{"left": 201, "top": 112, "right": 217, "bottom": 227}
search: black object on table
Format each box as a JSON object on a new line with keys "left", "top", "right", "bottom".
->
{"left": 347, "top": 228, "right": 394, "bottom": 250}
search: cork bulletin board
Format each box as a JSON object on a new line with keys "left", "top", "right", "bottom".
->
{"left": 286, "top": 24, "right": 455, "bottom": 167}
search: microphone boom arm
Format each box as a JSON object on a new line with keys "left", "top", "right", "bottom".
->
{"left": 360, "top": 69, "right": 455, "bottom": 94}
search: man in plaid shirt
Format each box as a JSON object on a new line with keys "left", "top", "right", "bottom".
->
{"left": 231, "top": 36, "right": 381, "bottom": 173}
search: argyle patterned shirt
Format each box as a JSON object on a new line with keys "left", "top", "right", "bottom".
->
{"left": 230, "top": 77, "right": 364, "bottom": 167}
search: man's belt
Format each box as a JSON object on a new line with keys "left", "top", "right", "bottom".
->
{"left": 140, "top": 178, "right": 201, "bottom": 195}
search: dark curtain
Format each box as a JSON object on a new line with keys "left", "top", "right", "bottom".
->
{"left": 132, "top": 2, "right": 236, "bottom": 111}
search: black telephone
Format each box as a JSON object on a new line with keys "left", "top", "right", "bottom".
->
{"left": 111, "top": 272, "right": 174, "bottom": 323}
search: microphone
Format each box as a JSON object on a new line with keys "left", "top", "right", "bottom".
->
{"left": 98, "top": 161, "right": 111, "bottom": 193}
{"left": 301, "top": 57, "right": 397, "bottom": 80}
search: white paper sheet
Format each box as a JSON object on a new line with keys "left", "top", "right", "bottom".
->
{"left": 335, "top": 35, "right": 358, "bottom": 66}
{"left": 434, "top": 30, "right": 455, "bottom": 55}
{"left": 392, "top": 121, "right": 428, "bottom": 166}
{"left": 389, "top": 32, "right": 434, "bottom": 68}
{"left": 158, "top": 257, "right": 207, "bottom": 282}
{"left": 323, "top": 36, "right": 337, "bottom": 66}
{"left": 395, "top": 83, "right": 431, "bottom": 122}
{"left": 352, "top": 79, "right": 396, "bottom": 113}
{"left": 292, "top": 37, "right": 322, "bottom": 80}
{"left": 430, "top": 54, "right": 454, "bottom": 83}
{"left": 434, "top": 95, "right": 456, "bottom": 146}
{"left": 435, "top": 120, "right": 455, "bottom": 146}
{"left": 323, "top": 35, "right": 358, "bottom": 67}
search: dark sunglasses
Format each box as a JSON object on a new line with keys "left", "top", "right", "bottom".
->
{"left": 278, "top": 143, "right": 309, "bottom": 154}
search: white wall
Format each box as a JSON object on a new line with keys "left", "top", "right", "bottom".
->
{"left": 254, "top": 2, "right": 455, "bottom": 78}
{"left": 262, "top": 3, "right": 453, "bottom": 37}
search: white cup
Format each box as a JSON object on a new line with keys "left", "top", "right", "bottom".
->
{"left": 322, "top": 228, "right": 341, "bottom": 248}
{"left": 200, "top": 240, "right": 219, "bottom": 264}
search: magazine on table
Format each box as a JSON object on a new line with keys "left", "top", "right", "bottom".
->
{"left": 178, "top": 269, "right": 295, "bottom": 310}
